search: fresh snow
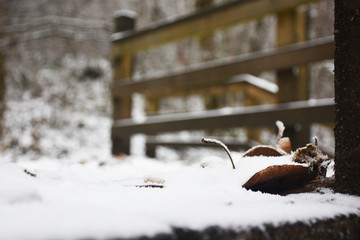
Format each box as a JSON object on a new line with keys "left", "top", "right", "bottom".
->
{"left": 1, "top": 148, "right": 360, "bottom": 239}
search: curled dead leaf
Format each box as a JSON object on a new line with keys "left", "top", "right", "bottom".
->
{"left": 242, "top": 165, "right": 317, "bottom": 195}
{"left": 241, "top": 121, "right": 291, "bottom": 158}
{"left": 292, "top": 143, "right": 328, "bottom": 164}
{"left": 242, "top": 138, "right": 330, "bottom": 195}
{"left": 292, "top": 141, "right": 329, "bottom": 180}
{"left": 276, "top": 137, "right": 292, "bottom": 154}
{"left": 275, "top": 121, "right": 292, "bottom": 154}
{"left": 242, "top": 145, "right": 285, "bottom": 157}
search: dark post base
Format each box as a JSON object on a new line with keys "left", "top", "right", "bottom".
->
{"left": 111, "top": 136, "right": 130, "bottom": 156}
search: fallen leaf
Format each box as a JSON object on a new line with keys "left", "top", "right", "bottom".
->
{"left": 275, "top": 121, "right": 292, "bottom": 153}
{"left": 144, "top": 176, "right": 165, "bottom": 185}
{"left": 241, "top": 121, "right": 291, "bottom": 157}
{"left": 292, "top": 142, "right": 329, "bottom": 180}
{"left": 276, "top": 137, "right": 292, "bottom": 154}
{"left": 242, "top": 165, "right": 317, "bottom": 195}
{"left": 242, "top": 145, "right": 285, "bottom": 157}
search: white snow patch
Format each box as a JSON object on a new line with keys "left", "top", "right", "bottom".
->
{"left": 0, "top": 154, "right": 359, "bottom": 240}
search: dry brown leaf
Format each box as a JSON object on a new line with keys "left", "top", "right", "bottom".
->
{"left": 144, "top": 177, "right": 165, "bottom": 185}
{"left": 243, "top": 140, "right": 330, "bottom": 195}
{"left": 242, "top": 165, "right": 317, "bottom": 195}
{"left": 241, "top": 121, "right": 291, "bottom": 157}
{"left": 292, "top": 143, "right": 329, "bottom": 180}
{"left": 276, "top": 137, "right": 292, "bottom": 154}
{"left": 242, "top": 145, "right": 285, "bottom": 157}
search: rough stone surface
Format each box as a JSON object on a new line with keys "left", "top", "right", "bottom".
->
{"left": 119, "top": 214, "right": 360, "bottom": 240}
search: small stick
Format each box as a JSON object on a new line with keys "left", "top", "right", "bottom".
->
{"left": 24, "top": 169, "right": 36, "bottom": 177}
{"left": 136, "top": 185, "right": 164, "bottom": 188}
{"left": 201, "top": 137, "right": 236, "bottom": 169}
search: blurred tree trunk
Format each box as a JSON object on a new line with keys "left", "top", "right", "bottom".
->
{"left": 0, "top": 52, "right": 4, "bottom": 143}
{"left": 334, "top": 0, "right": 360, "bottom": 195}
{"left": 0, "top": 3, "right": 3, "bottom": 144}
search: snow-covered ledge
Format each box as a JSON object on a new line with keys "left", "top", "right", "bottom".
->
{"left": 1, "top": 152, "right": 359, "bottom": 239}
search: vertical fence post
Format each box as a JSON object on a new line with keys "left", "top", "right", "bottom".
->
{"left": 197, "top": 0, "right": 216, "bottom": 111}
{"left": 334, "top": 0, "right": 360, "bottom": 195}
{"left": 111, "top": 10, "right": 137, "bottom": 155}
{"left": 296, "top": 6, "right": 309, "bottom": 101}
{"left": 276, "top": 9, "right": 309, "bottom": 149}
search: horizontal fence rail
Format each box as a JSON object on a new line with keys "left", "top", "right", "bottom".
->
{"left": 111, "top": 0, "right": 323, "bottom": 55}
{"left": 113, "top": 98, "right": 334, "bottom": 136}
{"left": 145, "top": 138, "right": 261, "bottom": 158}
{"left": 145, "top": 138, "right": 257, "bottom": 150}
{"left": 112, "top": 36, "right": 333, "bottom": 96}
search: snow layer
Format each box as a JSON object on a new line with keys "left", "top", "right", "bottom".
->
{"left": 1, "top": 153, "right": 360, "bottom": 240}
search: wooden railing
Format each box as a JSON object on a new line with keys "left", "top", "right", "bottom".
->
{"left": 111, "top": 0, "right": 334, "bottom": 156}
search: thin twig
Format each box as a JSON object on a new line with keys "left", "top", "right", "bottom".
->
{"left": 24, "top": 169, "right": 36, "bottom": 177}
{"left": 201, "top": 137, "right": 236, "bottom": 169}
{"left": 136, "top": 184, "right": 164, "bottom": 188}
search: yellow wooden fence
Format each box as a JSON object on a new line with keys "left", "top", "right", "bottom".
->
{"left": 110, "top": 0, "right": 334, "bottom": 156}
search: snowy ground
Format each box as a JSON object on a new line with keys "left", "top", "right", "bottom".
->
{"left": 1, "top": 139, "right": 360, "bottom": 239}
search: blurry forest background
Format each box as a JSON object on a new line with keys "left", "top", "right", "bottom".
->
{"left": 0, "top": 0, "right": 334, "bottom": 161}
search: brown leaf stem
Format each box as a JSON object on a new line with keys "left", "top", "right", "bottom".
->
{"left": 201, "top": 137, "right": 236, "bottom": 169}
